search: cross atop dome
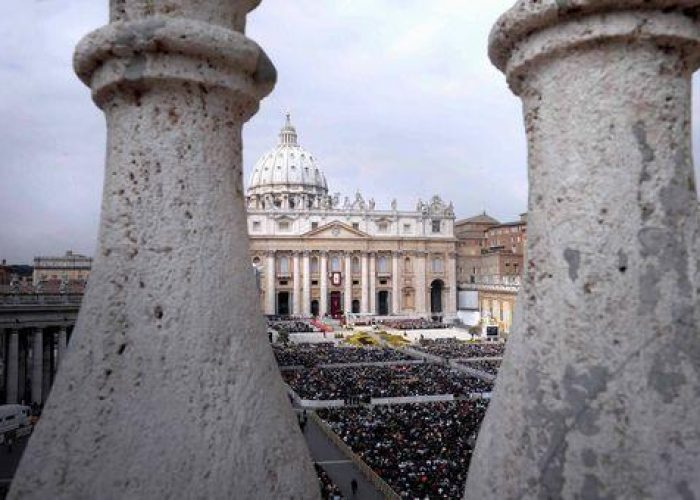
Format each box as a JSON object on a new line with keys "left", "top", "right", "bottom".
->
{"left": 279, "top": 112, "right": 298, "bottom": 146}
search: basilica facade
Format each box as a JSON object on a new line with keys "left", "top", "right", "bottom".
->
{"left": 246, "top": 115, "right": 458, "bottom": 319}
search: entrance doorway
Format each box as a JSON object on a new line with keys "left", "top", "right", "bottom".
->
{"left": 430, "top": 279, "right": 444, "bottom": 316}
{"left": 330, "top": 291, "right": 342, "bottom": 318}
{"left": 352, "top": 299, "right": 360, "bottom": 313}
{"left": 277, "top": 292, "right": 290, "bottom": 316}
{"left": 311, "top": 299, "right": 319, "bottom": 317}
{"left": 377, "top": 291, "right": 390, "bottom": 316}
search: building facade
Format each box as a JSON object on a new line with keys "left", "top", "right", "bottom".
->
{"left": 246, "top": 116, "right": 458, "bottom": 319}
{"left": 32, "top": 251, "right": 92, "bottom": 287}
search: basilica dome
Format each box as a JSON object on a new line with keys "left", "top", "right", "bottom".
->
{"left": 247, "top": 114, "right": 328, "bottom": 198}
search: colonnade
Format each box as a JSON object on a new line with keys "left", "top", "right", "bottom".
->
{"left": 0, "top": 325, "right": 71, "bottom": 406}
{"left": 261, "top": 249, "right": 458, "bottom": 317}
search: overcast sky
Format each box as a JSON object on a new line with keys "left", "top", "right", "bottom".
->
{"left": 1, "top": 1, "right": 699, "bottom": 264}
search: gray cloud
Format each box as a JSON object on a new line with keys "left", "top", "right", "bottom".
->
{"left": 1, "top": 1, "right": 698, "bottom": 264}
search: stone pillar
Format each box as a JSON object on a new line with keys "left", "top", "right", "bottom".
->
{"left": 265, "top": 251, "right": 276, "bottom": 315}
{"left": 319, "top": 251, "right": 328, "bottom": 317}
{"left": 360, "top": 252, "right": 369, "bottom": 313}
{"left": 292, "top": 252, "right": 301, "bottom": 315}
{"left": 57, "top": 326, "right": 67, "bottom": 368}
{"left": 446, "top": 252, "right": 457, "bottom": 315}
{"left": 31, "top": 328, "right": 42, "bottom": 405}
{"left": 415, "top": 252, "right": 427, "bottom": 314}
{"left": 392, "top": 251, "right": 401, "bottom": 315}
{"left": 466, "top": 3, "right": 700, "bottom": 499}
{"left": 10, "top": 3, "right": 319, "bottom": 498}
{"left": 369, "top": 252, "right": 376, "bottom": 314}
{"left": 343, "top": 252, "right": 352, "bottom": 314}
{"left": 42, "top": 332, "right": 52, "bottom": 401}
{"left": 6, "top": 329, "right": 18, "bottom": 404}
{"left": 302, "top": 251, "right": 311, "bottom": 316}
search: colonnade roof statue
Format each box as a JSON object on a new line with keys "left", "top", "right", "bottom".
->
{"left": 9, "top": 1, "right": 320, "bottom": 498}
{"left": 466, "top": 1, "right": 700, "bottom": 499}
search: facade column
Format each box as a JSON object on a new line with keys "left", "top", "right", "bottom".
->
{"left": 302, "top": 251, "right": 311, "bottom": 316}
{"left": 319, "top": 252, "right": 328, "bottom": 317}
{"left": 57, "top": 326, "right": 67, "bottom": 368}
{"left": 343, "top": 252, "right": 352, "bottom": 314}
{"left": 368, "top": 253, "right": 376, "bottom": 314}
{"left": 10, "top": 2, "right": 319, "bottom": 498}
{"left": 265, "top": 251, "right": 276, "bottom": 315}
{"left": 42, "top": 332, "right": 52, "bottom": 402}
{"left": 415, "top": 251, "right": 427, "bottom": 314}
{"left": 391, "top": 252, "right": 401, "bottom": 315}
{"left": 31, "top": 328, "right": 42, "bottom": 405}
{"left": 467, "top": 3, "right": 700, "bottom": 499}
{"left": 7, "top": 329, "right": 18, "bottom": 404}
{"left": 292, "top": 252, "right": 301, "bottom": 315}
{"left": 360, "top": 252, "right": 369, "bottom": 314}
{"left": 446, "top": 252, "right": 457, "bottom": 315}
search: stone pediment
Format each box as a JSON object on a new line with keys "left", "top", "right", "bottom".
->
{"left": 303, "top": 221, "right": 369, "bottom": 239}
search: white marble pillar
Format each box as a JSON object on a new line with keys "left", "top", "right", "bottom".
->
{"left": 391, "top": 252, "right": 401, "bottom": 315}
{"left": 265, "top": 251, "right": 276, "bottom": 315}
{"left": 319, "top": 251, "right": 328, "bottom": 317}
{"left": 10, "top": 2, "right": 319, "bottom": 498}
{"left": 292, "top": 252, "right": 301, "bottom": 315}
{"left": 6, "top": 329, "right": 18, "bottom": 404}
{"left": 446, "top": 252, "right": 457, "bottom": 315}
{"left": 415, "top": 251, "right": 427, "bottom": 314}
{"left": 369, "top": 252, "right": 376, "bottom": 314}
{"left": 360, "top": 252, "right": 369, "bottom": 314}
{"left": 343, "top": 252, "right": 352, "bottom": 314}
{"left": 467, "top": 3, "right": 700, "bottom": 499}
{"left": 57, "top": 326, "right": 67, "bottom": 368}
{"left": 302, "top": 251, "right": 311, "bottom": 316}
{"left": 31, "top": 328, "right": 42, "bottom": 405}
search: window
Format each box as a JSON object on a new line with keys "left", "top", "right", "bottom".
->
{"left": 278, "top": 256, "right": 289, "bottom": 275}
{"left": 404, "top": 257, "right": 412, "bottom": 273}
{"left": 278, "top": 221, "right": 290, "bottom": 231}
{"left": 352, "top": 257, "right": 360, "bottom": 274}
{"left": 352, "top": 222, "right": 360, "bottom": 230}
{"left": 311, "top": 256, "right": 319, "bottom": 274}
{"left": 331, "top": 255, "right": 341, "bottom": 272}
{"left": 252, "top": 221, "right": 261, "bottom": 232}
{"left": 311, "top": 222, "right": 318, "bottom": 230}
{"left": 353, "top": 280, "right": 359, "bottom": 285}
{"left": 377, "top": 222, "right": 389, "bottom": 233}
{"left": 432, "top": 257, "right": 443, "bottom": 273}
{"left": 403, "top": 224, "right": 411, "bottom": 234}
{"left": 377, "top": 255, "right": 389, "bottom": 273}
{"left": 252, "top": 257, "right": 261, "bottom": 267}
{"left": 432, "top": 220, "right": 441, "bottom": 233}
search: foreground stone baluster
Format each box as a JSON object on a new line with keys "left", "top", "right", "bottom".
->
{"left": 10, "top": 1, "right": 319, "bottom": 498}
{"left": 466, "top": 2, "right": 700, "bottom": 498}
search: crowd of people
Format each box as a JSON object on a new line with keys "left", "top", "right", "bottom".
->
{"left": 318, "top": 401, "right": 489, "bottom": 499}
{"left": 460, "top": 359, "right": 501, "bottom": 376}
{"left": 415, "top": 338, "right": 506, "bottom": 359}
{"left": 315, "top": 464, "right": 344, "bottom": 500}
{"left": 267, "top": 317, "right": 317, "bottom": 334}
{"left": 273, "top": 344, "right": 412, "bottom": 367}
{"left": 282, "top": 363, "right": 493, "bottom": 401}
{"left": 379, "top": 318, "right": 448, "bottom": 330}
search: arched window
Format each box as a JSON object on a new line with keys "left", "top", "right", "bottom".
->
{"left": 311, "top": 256, "right": 319, "bottom": 274}
{"left": 352, "top": 256, "right": 360, "bottom": 274}
{"left": 377, "top": 255, "right": 389, "bottom": 273}
{"left": 331, "top": 255, "right": 341, "bottom": 272}
{"left": 252, "top": 256, "right": 261, "bottom": 268}
{"left": 278, "top": 256, "right": 289, "bottom": 274}
{"left": 404, "top": 257, "right": 412, "bottom": 273}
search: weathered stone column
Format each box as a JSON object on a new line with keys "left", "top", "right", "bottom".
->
{"left": 30, "top": 328, "right": 43, "bottom": 405}
{"left": 41, "top": 331, "right": 52, "bottom": 401}
{"left": 293, "top": 251, "right": 301, "bottom": 315}
{"left": 6, "top": 329, "right": 18, "bottom": 404}
{"left": 415, "top": 251, "right": 427, "bottom": 314}
{"left": 302, "top": 251, "right": 311, "bottom": 315}
{"left": 265, "top": 250, "right": 276, "bottom": 315}
{"left": 369, "top": 252, "right": 377, "bottom": 314}
{"left": 319, "top": 251, "right": 328, "bottom": 317}
{"left": 360, "top": 252, "right": 369, "bottom": 313}
{"left": 344, "top": 251, "right": 353, "bottom": 313}
{"left": 10, "top": 2, "right": 319, "bottom": 498}
{"left": 392, "top": 251, "right": 401, "bottom": 314}
{"left": 57, "top": 325, "right": 67, "bottom": 367}
{"left": 466, "top": 2, "right": 700, "bottom": 499}
{"left": 446, "top": 252, "right": 457, "bottom": 315}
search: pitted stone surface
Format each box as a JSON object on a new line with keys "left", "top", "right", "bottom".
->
{"left": 466, "top": 2, "right": 700, "bottom": 499}
{"left": 9, "top": 2, "right": 319, "bottom": 499}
